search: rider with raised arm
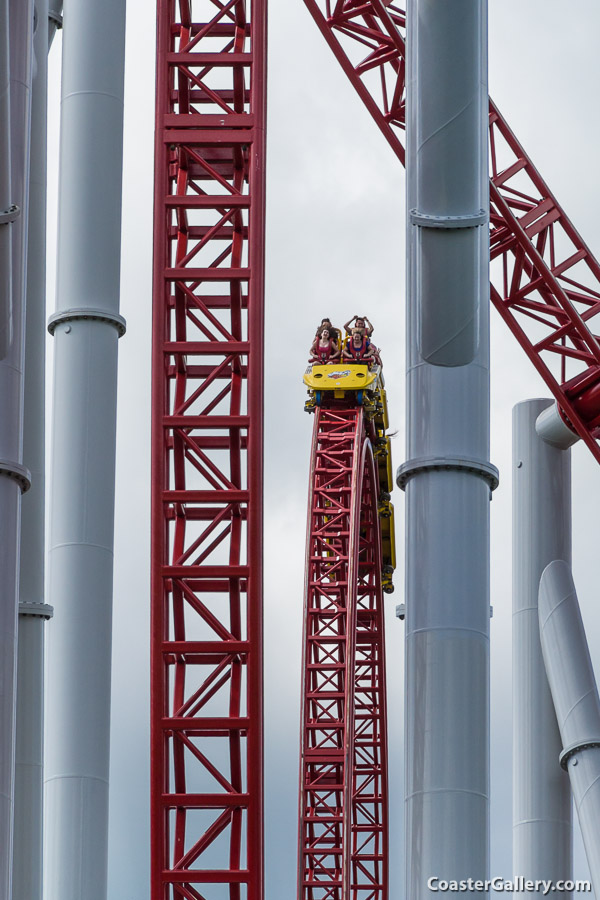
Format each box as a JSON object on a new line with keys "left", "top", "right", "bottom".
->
{"left": 344, "top": 314, "right": 374, "bottom": 339}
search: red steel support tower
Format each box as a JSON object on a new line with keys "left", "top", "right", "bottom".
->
{"left": 151, "top": 2, "right": 266, "bottom": 897}
{"left": 299, "top": 406, "right": 389, "bottom": 900}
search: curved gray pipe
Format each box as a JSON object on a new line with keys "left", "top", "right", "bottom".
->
{"left": 535, "top": 403, "right": 579, "bottom": 450}
{"left": 539, "top": 560, "right": 600, "bottom": 894}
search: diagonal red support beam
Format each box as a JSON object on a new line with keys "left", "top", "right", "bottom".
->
{"left": 303, "top": 0, "right": 600, "bottom": 462}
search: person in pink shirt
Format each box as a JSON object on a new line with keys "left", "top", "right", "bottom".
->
{"left": 310, "top": 327, "right": 341, "bottom": 364}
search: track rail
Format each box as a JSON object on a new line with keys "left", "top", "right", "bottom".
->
{"left": 299, "top": 407, "right": 388, "bottom": 900}
{"left": 151, "top": 2, "right": 266, "bottom": 897}
{"left": 302, "top": 0, "right": 600, "bottom": 462}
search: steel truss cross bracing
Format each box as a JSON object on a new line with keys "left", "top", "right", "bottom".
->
{"left": 299, "top": 407, "right": 388, "bottom": 900}
{"left": 151, "top": 1, "right": 266, "bottom": 897}
{"left": 303, "top": 0, "right": 600, "bottom": 463}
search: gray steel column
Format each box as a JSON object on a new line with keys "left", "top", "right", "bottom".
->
{"left": 512, "top": 400, "right": 572, "bottom": 891}
{"left": 0, "top": 1, "right": 34, "bottom": 898}
{"left": 44, "top": 1, "right": 126, "bottom": 898}
{"left": 539, "top": 560, "right": 600, "bottom": 894}
{"left": 398, "top": 2, "right": 494, "bottom": 896}
{"left": 13, "top": 3, "right": 53, "bottom": 899}
{"left": 0, "top": 0, "right": 11, "bottom": 353}
{"left": 13, "top": 612, "right": 51, "bottom": 900}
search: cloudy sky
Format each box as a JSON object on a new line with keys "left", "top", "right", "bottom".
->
{"left": 43, "top": 1, "right": 600, "bottom": 896}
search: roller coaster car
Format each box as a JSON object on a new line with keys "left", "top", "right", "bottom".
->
{"left": 304, "top": 362, "right": 384, "bottom": 412}
{"left": 304, "top": 361, "right": 396, "bottom": 593}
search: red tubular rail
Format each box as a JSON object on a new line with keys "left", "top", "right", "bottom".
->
{"left": 303, "top": 0, "right": 600, "bottom": 463}
{"left": 151, "top": 2, "right": 266, "bottom": 897}
{"left": 299, "top": 407, "right": 389, "bottom": 900}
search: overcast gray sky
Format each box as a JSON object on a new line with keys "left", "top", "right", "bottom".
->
{"left": 43, "top": 2, "right": 600, "bottom": 897}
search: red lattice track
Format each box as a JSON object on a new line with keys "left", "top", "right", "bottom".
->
{"left": 303, "top": 0, "right": 600, "bottom": 462}
{"left": 151, "top": 2, "right": 266, "bottom": 898}
{"left": 299, "top": 407, "right": 388, "bottom": 900}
